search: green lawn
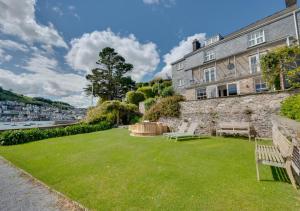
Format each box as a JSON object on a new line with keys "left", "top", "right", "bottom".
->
{"left": 0, "top": 128, "right": 299, "bottom": 210}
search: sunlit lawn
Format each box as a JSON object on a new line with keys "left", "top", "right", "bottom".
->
{"left": 0, "top": 128, "right": 299, "bottom": 210}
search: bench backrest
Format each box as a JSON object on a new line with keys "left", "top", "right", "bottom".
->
{"left": 272, "top": 124, "right": 293, "bottom": 158}
{"left": 177, "top": 122, "right": 188, "bottom": 133}
{"left": 186, "top": 122, "right": 199, "bottom": 134}
{"left": 218, "top": 122, "right": 250, "bottom": 130}
{"left": 292, "top": 145, "right": 300, "bottom": 176}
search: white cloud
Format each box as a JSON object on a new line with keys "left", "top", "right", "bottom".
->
{"left": 143, "top": 0, "right": 160, "bottom": 4}
{"left": 155, "top": 33, "right": 206, "bottom": 79}
{"left": 60, "top": 93, "right": 97, "bottom": 108}
{"left": 0, "top": 49, "right": 12, "bottom": 63}
{"left": 65, "top": 29, "right": 160, "bottom": 81}
{"left": 68, "top": 5, "right": 80, "bottom": 20}
{"left": 0, "top": 39, "right": 28, "bottom": 52}
{"left": 143, "top": 0, "right": 175, "bottom": 7}
{"left": 0, "top": 0, "right": 67, "bottom": 48}
{"left": 68, "top": 5, "right": 76, "bottom": 11}
{"left": 0, "top": 53, "right": 88, "bottom": 107}
{"left": 52, "top": 6, "right": 63, "bottom": 16}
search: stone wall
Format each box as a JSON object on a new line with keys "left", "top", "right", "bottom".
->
{"left": 160, "top": 90, "right": 299, "bottom": 137}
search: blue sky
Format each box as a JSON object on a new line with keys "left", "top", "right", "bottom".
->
{"left": 0, "top": 0, "right": 292, "bottom": 107}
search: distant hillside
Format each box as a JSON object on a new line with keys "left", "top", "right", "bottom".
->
{"left": 0, "top": 87, "right": 73, "bottom": 109}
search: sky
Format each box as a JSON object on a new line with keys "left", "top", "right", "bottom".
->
{"left": 0, "top": 0, "right": 291, "bottom": 107}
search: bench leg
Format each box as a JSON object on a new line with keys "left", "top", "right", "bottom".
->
{"left": 285, "top": 161, "right": 297, "bottom": 189}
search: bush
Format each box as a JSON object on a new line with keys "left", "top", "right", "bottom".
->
{"left": 85, "top": 100, "right": 141, "bottom": 125}
{"left": 126, "top": 91, "right": 145, "bottom": 105}
{"left": 137, "top": 86, "right": 155, "bottom": 99}
{"left": 0, "top": 121, "right": 112, "bottom": 146}
{"left": 281, "top": 94, "right": 300, "bottom": 121}
{"left": 161, "top": 86, "right": 174, "bottom": 97}
{"left": 143, "top": 95, "right": 185, "bottom": 122}
{"left": 144, "top": 98, "right": 157, "bottom": 111}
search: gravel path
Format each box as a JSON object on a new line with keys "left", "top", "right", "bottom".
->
{"left": 0, "top": 157, "right": 85, "bottom": 211}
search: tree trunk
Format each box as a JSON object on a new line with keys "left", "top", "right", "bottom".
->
{"left": 280, "top": 72, "right": 285, "bottom": 91}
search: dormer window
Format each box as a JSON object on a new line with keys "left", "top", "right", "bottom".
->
{"left": 204, "top": 50, "right": 215, "bottom": 62}
{"left": 248, "top": 30, "right": 265, "bottom": 47}
{"left": 176, "top": 61, "right": 185, "bottom": 71}
{"left": 204, "top": 35, "right": 222, "bottom": 46}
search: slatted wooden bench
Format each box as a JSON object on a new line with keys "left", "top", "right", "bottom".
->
{"left": 216, "top": 122, "right": 251, "bottom": 141}
{"left": 255, "top": 124, "right": 299, "bottom": 189}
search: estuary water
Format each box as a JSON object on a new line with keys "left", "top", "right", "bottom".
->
{"left": 0, "top": 121, "right": 55, "bottom": 130}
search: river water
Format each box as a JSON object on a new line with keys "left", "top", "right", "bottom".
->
{"left": 0, "top": 121, "right": 55, "bottom": 130}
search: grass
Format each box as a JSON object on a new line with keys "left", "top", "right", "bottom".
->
{"left": 0, "top": 128, "right": 299, "bottom": 210}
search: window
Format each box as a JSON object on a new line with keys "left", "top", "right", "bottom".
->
{"left": 204, "top": 67, "right": 216, "bottom": 82}
{"left": 248, "top": 30, "right": 265, "bottom": 47}
{"left": 227, "top": 83, "right": 238, "bottom": 96}
{"left": 249, "top": 52, "right": 266, "bottom": 74}
{"left": 204, "top": 35, "right": 222, "bottom": 46}
{"left": 255, "top": 79, "right": 268, "bottom": 93}
{"left": 176, "top": 61, "right": 185, "bottom": 71}
{"left": 197, "top": 88, "right": 207, "bottom": 100}
{"left": 204, "top": 50, "right": 215, "bottom": 62}
{"left": 178, "top": 79, "right": 185, "bottom": 87}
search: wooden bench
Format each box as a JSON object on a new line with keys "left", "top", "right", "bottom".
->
{"left": 216, "top": 122, "right": 251, "bottom": 141}
{"left": 255, "top": 124, "right": 300, "bottom": 189}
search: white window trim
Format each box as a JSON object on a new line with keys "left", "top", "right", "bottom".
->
{"left": 248, "top": 30, "right": 265, "bottom": 47}
{"left": 204, "top": 67, "right": 216, "bottom": 83}
{"left": 204, "top": 50, "right": 216, "bottom": 62}
{"left": 249, "top": 52, "right": 267, "bottom": 74}
{"left": 176, "top": 61, "right": 185, "bottom": 71}
{"left": 226, "top": 82, "right": 239, "bottom": 96}
{"left": 178, "top": 79, "right": 185, "bottom": 87}
{"left": 196, "top": 88, "right": 207, "bottom": 100}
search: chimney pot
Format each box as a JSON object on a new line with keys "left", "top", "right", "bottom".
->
{"left": 192, "top": 39, "right": 201, "bottom": 51}
{"left": 285, "top": 0, "right": 297, "bottom": 8}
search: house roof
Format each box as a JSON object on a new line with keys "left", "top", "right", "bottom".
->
{"left": 171, "top": 5, "right": 298, "bottom": 65}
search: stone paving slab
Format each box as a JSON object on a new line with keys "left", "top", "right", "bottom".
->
{"left": 0, "top": 157, "right": 85, "bottom": 211}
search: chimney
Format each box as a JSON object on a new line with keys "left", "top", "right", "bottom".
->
{"left": 192, "top": 39, "right": 201, "bottom": 51}
{"left": 285, "top": 0, "right": 297, "bottom": 7}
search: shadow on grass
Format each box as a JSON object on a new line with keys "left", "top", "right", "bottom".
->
{"left": 261, "top": 166, "right": 291, "bottom": 184}
{"left": 172, "top": 136, "right": 212, "bottom": 142}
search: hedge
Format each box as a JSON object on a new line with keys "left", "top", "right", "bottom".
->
{"left": 0, "top": 121, "right": 112, "bottom": 146}
{"left": 281, "top": 94, "right": 300, "bottom": 121}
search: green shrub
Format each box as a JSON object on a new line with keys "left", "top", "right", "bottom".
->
{"left": 85, "top": 100, "right": 141, "bottom": 125}
{"left": 161, "top": 86, "right": 174, "bottom": 97}
{"left": 143, "top": 95, "right": 185, "bottom": 122}
{"left": 281, "top": 94, "right": 300, "bottom": 121}
{"left": 137, "top": 86, "right": 155, "bottom": 99}
{"left": 144, "top": 98, "right": 157, "bottom": 111}
{"left": 0, "top": 121, "right": 112, "bottom": 146}
{"left": 126, "top": 91, "right": 145, "bottom": 105}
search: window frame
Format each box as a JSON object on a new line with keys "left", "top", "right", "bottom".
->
{"left": 176, "top": 61, "right": 185, "bottom": 71}
{"left": 204, "top": 67, "right": 216, "bottom": 83}
{"left": 178, "top": 79, "right": 185, "bottom": 87}
{"left": 196, "top": 88, "right": 207, "bottom": 100}
{"left": 249, "top": 52, "right": 267, "bottom": 74}
{"left": 204, "top": 50, "right": 216, "bottom": 62}
{"left": 248, "top": 30, "right": 265, "bottom": 47}
{"left": 255, "top": 78, "right": 268, "bottom": 93}
{"left": 227, "top": 83, "right": 239, "bottom": 96}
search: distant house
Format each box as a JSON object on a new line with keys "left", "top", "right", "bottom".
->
{"left": 172, "top": 0, "right": 299, "bottom": 100}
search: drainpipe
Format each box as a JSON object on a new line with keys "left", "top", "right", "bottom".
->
{"left": 234, "top": 56, "right": 237, "bottom": 77}
{"left": 293, "top": 10, "right": 299, "bottom": 45}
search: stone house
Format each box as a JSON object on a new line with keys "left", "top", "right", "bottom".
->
{"left": 172, "top": 0, "right": 300, "bottom": 100}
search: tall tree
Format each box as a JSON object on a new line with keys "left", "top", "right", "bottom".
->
{"left": 85, "top": 47, "right": 135, "bottom": 101}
